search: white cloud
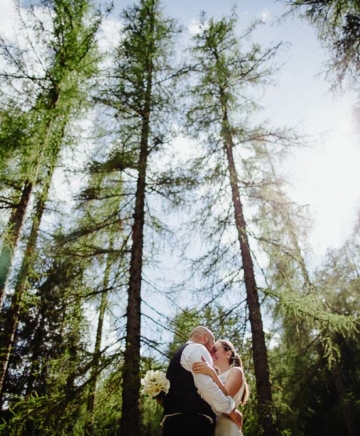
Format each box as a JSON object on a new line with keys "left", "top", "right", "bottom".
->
{"left": 287, "top": 112, "right": 360, "bottom": 257}
{"left": 260, "top": 8, "right": 270, "bottom": 23}
{"left": 98, "top": 18, "right": 123, "bottom": 52}
{"left": 187, "top": 18, "right": 209, "bottom": 36}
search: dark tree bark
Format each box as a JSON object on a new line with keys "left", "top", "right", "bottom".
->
{"left": 96, "top": 1, "right": 179, "bottom": 432}
{"left": 0, "top": 160, "right": 56, "bottom": 401}
{"left": 85, "top": 256, "right": 111, "bottom": 435}
{"left": 25, "top": 267, "right": 61, "bottom": 397}
{"left": 0, "top": 181, "right": 33, "bottom": 307}
{"left": 120, "top": 82, "right": 152, "bottom": 436}
{"left": 186, "top": 16, "right": 282, "bottom": 433}
{"left": 221, "top": 102, "right": 278, "bottom": 436}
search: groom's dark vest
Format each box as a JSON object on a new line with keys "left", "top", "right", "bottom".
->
{"left": 163, "top": 344, "right": 216, "bottom": 421}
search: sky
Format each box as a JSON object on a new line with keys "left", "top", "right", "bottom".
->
{"left": 1, "top": 0, "right": 360, "bottom": 260}
{"left": 1, "top": 0, "right": 359, "bottom": 347}
{"left": 108, "top": 0, "right": 360, "bottom": 260}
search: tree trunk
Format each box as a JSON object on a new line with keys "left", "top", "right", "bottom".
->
{"left": 85, "top": 254, "right": 111, "bottom": 435}
{"left": 0, "top": 162, "right": 56, "bottom": 402}
{"left": 0, "top": 110, "right": 57, "bottom": 308}
{"left": 119, "top": 52, "right": 153, "bottom": 435}
{"left": 25, "top": 310, "right": 46, "bottom": 397}
{"left": 0, "top": 181, "right": 33, "bottom": 307}
{"left": 221, "top": 102, "right": 278, "bottom": 436}
{"left": 25, "top": 269, "right": 58, "bottom": 397}
{"left": 333, "top": 362, "right": 357, "bottom": 436}
{"left": 119, "top": 117, "right": 150, "bottom": 435}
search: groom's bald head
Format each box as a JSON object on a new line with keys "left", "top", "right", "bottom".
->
{"left": 189, "top": 326, "right": 215, "bottom": 352}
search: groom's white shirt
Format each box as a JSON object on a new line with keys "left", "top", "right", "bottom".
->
{"left": 180, "top": 340, "right": 235, "bottom": 414}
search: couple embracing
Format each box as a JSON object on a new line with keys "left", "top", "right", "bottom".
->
{"left": 162, "top": 326, "right": 249, "bottom": 436}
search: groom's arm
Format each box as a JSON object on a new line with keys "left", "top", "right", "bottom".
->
{"left": 181, "top": 343, "right": 235, "bottom": 414}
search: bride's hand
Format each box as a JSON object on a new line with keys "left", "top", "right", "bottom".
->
{"left": 226, "top": 409, "right": 242, "bottom": 429}
{"left": 192, "top": 357, "right": 215, "bottom": 376}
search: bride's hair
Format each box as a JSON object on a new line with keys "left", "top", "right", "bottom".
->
{"left": 218, "top": 340, "right": 250, "bottom": 405}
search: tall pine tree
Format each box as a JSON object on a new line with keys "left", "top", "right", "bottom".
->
{"left": 95, "top": 0, "right": 183, "bottom": 433}
{"left": 185, "top": 13, "right": 285, "bottom": 435}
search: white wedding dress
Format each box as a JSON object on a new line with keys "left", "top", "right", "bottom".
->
{"left": 215, "top": 369, "right": 244, "bottom": 436}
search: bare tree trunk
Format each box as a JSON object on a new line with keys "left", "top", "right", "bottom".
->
{"left": 119, "top": 117, "right": 150, "bottom": 435}
{"left": 0, "top": 181, "right": 33, "bottom": 307}
{"left": 221, "top": 101, "right": 278, "bottom": 436}
{"left": 25, "top": 310, "right": 46, "bottom": 396}
{"left": 85, "top": 254, "right": 111, "bottom": 435}
{"left": 25, "top": 268, "right": 59, "bottom": 397}
{"left": 0, "top": 163, "right": 55, "bottom": 403}
{"left": 119, "top": 37, "right": 154, "bottom": 430}
{"left": 117, "top": 4, "right": 158, "bottom": 433}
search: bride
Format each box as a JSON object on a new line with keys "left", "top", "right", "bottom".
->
{"left": 192, "top": 340, "right": 249, "bottom": 436}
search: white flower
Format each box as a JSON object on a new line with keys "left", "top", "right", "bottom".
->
{"left": 141, "top": 370, "right": 170, "bottom": 399}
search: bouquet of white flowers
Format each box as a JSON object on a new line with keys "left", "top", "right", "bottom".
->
{"left": 141, "top": 370, "right": 170, "bottom": 402}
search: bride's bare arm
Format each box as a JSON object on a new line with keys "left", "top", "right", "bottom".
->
{"left": 223, "top": 367, "right": 243, "bottom": 398}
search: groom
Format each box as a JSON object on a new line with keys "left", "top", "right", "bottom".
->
{"left": 162, "top": 326, "right": 242, "bottom": 436}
